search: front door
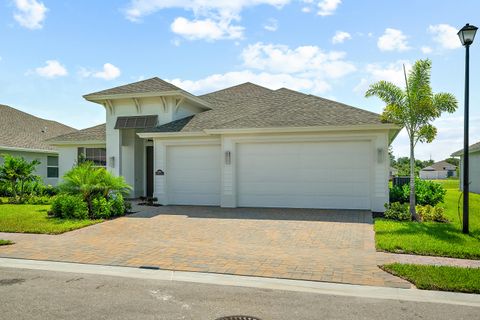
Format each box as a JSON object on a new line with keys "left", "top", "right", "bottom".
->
{"left": 146, "top": 146, "right": 154, "bottom": 197}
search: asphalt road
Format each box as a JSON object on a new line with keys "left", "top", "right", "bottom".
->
{"left": 0, "top": 267, "right": 478, "bottom": 320}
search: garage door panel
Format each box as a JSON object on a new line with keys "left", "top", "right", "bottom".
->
{"left": 237, "top": 141, "right": 371, "bottom": 210}
{"left": 167, "top": 145, "right": 220, "bottom": 206}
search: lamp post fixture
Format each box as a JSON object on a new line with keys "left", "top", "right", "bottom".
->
{"left": 458, "top": 23, "right": 478, "bottom": 234}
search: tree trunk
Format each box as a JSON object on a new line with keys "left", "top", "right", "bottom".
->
{"left": 409, "top": 139, "right": 419, "bottom": 221}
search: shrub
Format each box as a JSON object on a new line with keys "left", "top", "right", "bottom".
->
{"left": 389, "top": 179, "right": 446, "bottom": 206}
{"left": 415, "top": 179, "right": 446, "bottom": 206}
{"left": 384, "top": 202, "right": 411, "bottom": 221}
{"left": 416, "top": 205, "right": 448, "bottom": 222}
{"left": 389, "top": 185, "right": 407, "bottom": 203}
{"left": 0, "top": 155, "right": 40, "bottom": 202}
{"left": 26, "top": 195, "right": 54, "bottom": 205}
{"left": 109, "top": 193, "right": 126, "bottom": 217}
{"left": 59, "top": 161, "right": 131, "bottom": 215}
{"left": 50, "top": 194, "right": 88, "bottom": 219}
{"left": 91, "top": 196, "right": 112, "bottom": 219}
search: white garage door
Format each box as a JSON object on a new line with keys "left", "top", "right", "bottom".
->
{"left": 167, "top": 145, "right": 221, "bottom": 206}
{"left": 237, "top": 141, "right": 371, "bottom": 209}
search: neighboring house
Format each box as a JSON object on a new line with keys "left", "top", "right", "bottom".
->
{"left": 452, "top": 141, "right": 480, "bottom": 194}
{"left": 48, "top": 77, "right": 400, "bottom": 212}
{"left": 419, "top": 160, "right": 457, "bottom": 180}
{"left": 0, "top": 104, "right": 77, "bottom": 185}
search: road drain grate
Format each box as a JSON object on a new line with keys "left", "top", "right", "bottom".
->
{"left": 216, "top": 316, "right": 262, "bottom": 320}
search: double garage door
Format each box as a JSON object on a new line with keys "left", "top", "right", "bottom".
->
{"left": 166, "top": 141, "right": 371, "bottom": 209}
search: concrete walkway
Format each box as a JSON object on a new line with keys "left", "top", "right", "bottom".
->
{"left": 379, "top": 252, "right": 480, "bottom": 268}
{"left": 0, "top": 206, "right": 410, "bottom": 288}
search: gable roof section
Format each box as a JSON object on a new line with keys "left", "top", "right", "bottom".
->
{"left": 47, "top": 123, "right": 106, "bottom": 144}
{"left": 83, "top": 77, "right": 183, "bottom": 99}
{"left": 421, "top": 160, "right": 456, "bottom": 171}
{"left": 0, "top": 104, "right": 77, "bottom": 152}
{"left": 146, "top": 85, "right": 386, "bottom": 133}
{"left": 452, "top": 141, "right": 480, "bottom": 156}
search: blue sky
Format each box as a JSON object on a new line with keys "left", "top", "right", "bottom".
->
{"left": 1, "top": 0, "right": 479, "bottom": 161}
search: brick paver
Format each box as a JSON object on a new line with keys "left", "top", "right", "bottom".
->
{"left": 0, "top": 206, "right": 410, "bottom": 288}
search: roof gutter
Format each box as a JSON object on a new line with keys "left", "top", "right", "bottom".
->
{"left": 137, "top": 123, "right": 401, "bottom": 139}
{"left": 48, "top": 140, "right": 106, "bottom": 146}
{"left": 0, "top": 146, "right": 59, "bottom": 154}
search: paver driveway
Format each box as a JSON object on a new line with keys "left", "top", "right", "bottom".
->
{"left": 0, "top": 206, "right": 409, "bottom": 288}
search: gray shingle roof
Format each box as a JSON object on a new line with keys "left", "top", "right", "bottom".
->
{"left": 0, "top": 104, "right": 77, "bottom": 151}
{"left": 144, "top": 83, "right": 384, "bottom": 133}
{"left": 452, "top": 141, "right": 480, "bottom": 156}
{"left": 47, "top": 124, "right": 106, "bottom": 143}
{"left": 83, "top": 77, "right": 183, "bottom": 99}
{"left": 421, "top": 160, "right": 456, "bottom": 171}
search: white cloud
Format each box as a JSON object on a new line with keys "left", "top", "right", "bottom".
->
{"left": 317, "top": 0, "right": 341, "bottom": 16}
{"left": 13, "top": 0, "right": 48, "bottom": 30}
{"left": 167, "top": 41, "right": 355, "bottom": 96}
{"left": 168, "top": 70, "right": 330, "bottom": 95}
{"left": 35, "top": 60, "right": 68, "bottom": 78}
{"left": 80, "top": 63, "right": 121, "bottom": 80}
{"left": 332, "top": 31, "right": 351, "bottom": 44}
{"left": 124, "top": 0, "right": 289, "bottom": 41}
{"left": 421, "top": 46, "right": 432, "bottom": 54}
{"left": 428, "top": 24, "right": 461, "bottom": 50}
{"left": 264, "top": 18, "right": 278, "bottom": 32}
{"left": 241, "top": 42, "right": 356, "bottom": 78}
{"left": 377, "top": 28, "right": 410, "bottom": 52}
{"left": 171, "top": 16, "right": 243, "bottom": 40}
{"left": 354, "top": 60, "right": 410, "bottom": 93}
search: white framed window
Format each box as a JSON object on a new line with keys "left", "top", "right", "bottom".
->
{"left": 78, "top": 147, "right": 107, "bottom": 167}
{"left": 47, "top": 156, "right": 59, "bottom": 178}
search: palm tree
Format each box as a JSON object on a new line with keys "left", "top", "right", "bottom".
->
{"left": 60, "top": 161, "right": 131, "bottom": 213}
{"left": 365, "top": 59, "right": 457, "bottom": 220}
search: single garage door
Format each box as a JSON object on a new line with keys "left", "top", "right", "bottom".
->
{"left": 237, "top": 141, "right": 371, "bottom": 209}
{"left": 167, "top": 145, "right": 221, "bottom": 206}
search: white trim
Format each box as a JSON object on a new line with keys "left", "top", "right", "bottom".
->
{"left": 0, "top": 146, "right": 58, "bottom": 154}
{"left": 48, "top": 140, "right": 106, "bottom": 146}
{"left": 85, "top": 90, "right": 211, "bottom": 110}
{"left": 204, "top": 124, "right": 400, "bottom": 135}
{"left": 137, "top": 124, "right": 399, "bottom": 139}
{"left": 137, "top": 132, "right": 210, "bottom": 139}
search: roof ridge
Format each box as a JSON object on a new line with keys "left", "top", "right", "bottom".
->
{"left": 199, "top": 82, "right": 273, "bottom": 98}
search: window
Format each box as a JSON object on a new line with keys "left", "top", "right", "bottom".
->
{"left": 78, "top": 148, "right": 107, "bottom": 167}
{"left": 47, "top": 156, "right": 59, "bottom": 178}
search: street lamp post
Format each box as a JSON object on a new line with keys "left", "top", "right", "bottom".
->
{"left": 458, "top": 23, "right": 478, "bottom": 234}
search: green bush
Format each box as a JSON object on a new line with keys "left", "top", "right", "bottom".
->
{"left": 26, "top": 195, "right": 54, "bottom": 205}
{"left": 50, "top": 194, "right": 88, "bottom": 219}
{"left": 91, "top": 196, "right": 112, "bottom": 219}
{"left": 389, "top": 179, "right": 446, "bottom": 206}
{"left": 109, "top": 193, "right": 126, "bottom": 217}
{"left": 384, "top": 202, "right": 411, "bottom": 221}
{"left": 416, "top": 205, "right": 448, "bottom": 222}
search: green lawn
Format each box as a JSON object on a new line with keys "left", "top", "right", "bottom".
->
{"left": 382, "top": 263, "right": 480, "bottom": 294}
{"left": 0, "top": 239, "right": 13, "bottom": 246}
{"left": 375, "top": 179, "right": 480, "bottom": 259}
{"left": 0, "top": 204, "right": 102, "bottom": 234}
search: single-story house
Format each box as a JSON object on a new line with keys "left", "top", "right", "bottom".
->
{"left": 419, "top": 160, "right": 457, "bottom": 180}
{"left": 452, "top": 141, "right": 480, "bottom": 194}
{"left": 48, "top": 77, "right": 400, "bottom": 212}
{"left": 0, "top": 104, "right": 76, "bottom": 186}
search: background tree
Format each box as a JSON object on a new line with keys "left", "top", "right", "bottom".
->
{"left": 365, "top": 59, "right": 457, "bottom": 220}
{"left": 0, "top": 154, "right": 40, "bottom": 203}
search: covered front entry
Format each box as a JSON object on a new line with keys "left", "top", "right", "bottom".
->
{"left": 236, "top": 141, "right": 372, "bottom": 209}
{"left": 166, "top": 144, "right": 221, "bottom": 205}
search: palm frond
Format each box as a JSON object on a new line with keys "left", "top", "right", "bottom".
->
{"left": 433, "top": 92, "right": 458, "bottom": 113}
